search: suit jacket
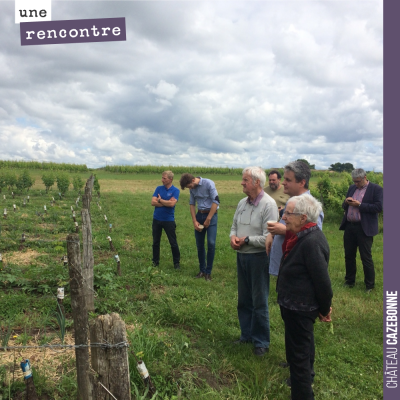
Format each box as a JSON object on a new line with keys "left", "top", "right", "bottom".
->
{"left": 339, "top": 182, "right": 383, "bottom": 237}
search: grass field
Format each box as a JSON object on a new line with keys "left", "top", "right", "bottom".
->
{"left": 0, "top": 171, "right": 383, "bottom": 399}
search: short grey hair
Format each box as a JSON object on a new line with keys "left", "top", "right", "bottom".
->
{"left": 162, "top": 170, "right": 174, "bottom": 180}
{"left": 284, "top": 161, "right": 311, "bottom": 189}
{"left": 287, "top": 194, "right": 322, "bottom": 223}
{"left": 242, "top": 167, "right": 266, "bottom": 188}
{"left": 351, "top": 168, "right": 366, "bottom": 180}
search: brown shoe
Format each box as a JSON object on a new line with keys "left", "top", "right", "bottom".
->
{"left": 205, "top": 274, "right": 212, "bottom": 281}
{"left": 195, "top": 272, "right": 205, "bottom": 278}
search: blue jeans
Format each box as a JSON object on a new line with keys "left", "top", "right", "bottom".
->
{"left": 194, "top": 212, "right": 218, "bottom": 274}
{"left": 237, "top": 252, "right": 270, "bottom": 348}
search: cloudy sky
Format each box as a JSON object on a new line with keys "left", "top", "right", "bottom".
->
{"left": 0, "top": 0, "right": 383, "bottom": 170}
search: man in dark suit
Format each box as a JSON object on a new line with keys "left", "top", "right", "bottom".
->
{"left": 339, "top": 168, "right": 383, "bottom": 292}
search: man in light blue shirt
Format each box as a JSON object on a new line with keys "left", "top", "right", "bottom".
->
{"left": 180, "top": 173, "right": 220, "bottom": 281}
{"left": 266, "top": 161, "right": 324, "bottom": 276}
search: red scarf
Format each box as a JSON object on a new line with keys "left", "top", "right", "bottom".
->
{"left": 282, "top": 222, "right": 317, "bottom": 258}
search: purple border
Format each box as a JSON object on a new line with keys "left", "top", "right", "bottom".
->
{"left": 384, "top": 0, "right": 399, "bottom": 398}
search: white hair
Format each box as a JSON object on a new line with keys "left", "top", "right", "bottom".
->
{"left": 242, "top": 166, "right": 266, "bottom": 188}
{"left": 287, "top": 194, "right": 322, "bottom": 223}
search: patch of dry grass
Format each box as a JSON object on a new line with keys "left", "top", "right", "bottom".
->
{"left": 1, "top": 332, "right": 76, "bottom": 383}
{"left": 99, "top": 178, "right": 243, "bottom": 194}
{"left": 2, "top": 249, "right": 45, "bottom": 266}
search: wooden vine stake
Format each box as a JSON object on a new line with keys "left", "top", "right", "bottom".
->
{"left": 89, "top": 313, "right": 131, "bottom": 399}
{"left": 20, "top": 359, "right": 38, "bottom": 400}
{"left": 19, "top": 233, "right": 26, "bottom": 251}
{"left": 115, "top": 255, "right": 121, "bottom": 276}
{"left": 57, "top": 287, "right": 65, "bottom": 317}
{"left": 67, "top": 233, "right": 92, "bottom": 400}
{"left": 107, "top": 236, "right": 115, "bottom": 252}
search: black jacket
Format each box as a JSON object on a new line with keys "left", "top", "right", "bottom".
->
{"left": 339, "top": 182, "right": 383, "bottom": 237}
{"left": 277, "top": 228, "right": 333, "bottom": 316}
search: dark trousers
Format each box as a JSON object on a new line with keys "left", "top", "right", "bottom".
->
{"left": 280, "top": 306, "right": 318, "bottom": 400}
{"left": 152, "top": 219, "right": 180, "bottom": 265}
{"left": 343, "top": 223, "right": 375, "bottom": 289}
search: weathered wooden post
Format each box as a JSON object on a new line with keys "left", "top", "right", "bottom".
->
{"left": 75, "top": 221, "right": 79, "bottom": 233}
{"left": 83, "top": 186, "right": 92, "bottom": 212}
{"left": 81, "top": 208, "right": 95, "bottom": 312}
{"left": 89, "top": 313, "right": 131, "bottom": 399}
{"left": 87, "top": 175, "right": 94, "bottom": 191}
{"left": 67, "top": 233, "right": 92, "bottom": 400}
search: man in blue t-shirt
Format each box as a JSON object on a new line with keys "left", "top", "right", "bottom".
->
{"left": 151, "top": 171, "right": 181, "bottom": 269}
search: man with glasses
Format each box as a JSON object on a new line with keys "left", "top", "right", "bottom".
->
{"left": 266, "top": 160, "right": 324, "bottom": 377}
{"left": 230, "top": 167, "right": 278, "bottom": 356}
{"left": 339, "top": 168, "right": 383, "bottom": 293}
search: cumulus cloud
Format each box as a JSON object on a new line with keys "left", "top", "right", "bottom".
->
{"left": 0, "top": 0, "right": 383, "bottom": 171}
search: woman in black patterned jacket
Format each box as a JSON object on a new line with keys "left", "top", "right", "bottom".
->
{"left": 277, "top": 194, "right": 333, "bottom": 400}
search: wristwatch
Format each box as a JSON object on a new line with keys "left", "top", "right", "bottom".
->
{"left": 158, "top": 198, "right": 161, "bottom": 203}
{"left": 244, "top": 236, "right": 250, "bottom": 245}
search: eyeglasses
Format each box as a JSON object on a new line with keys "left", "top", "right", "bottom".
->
{"left": 282, "top": 211, "right": 303, "bottom": 217}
